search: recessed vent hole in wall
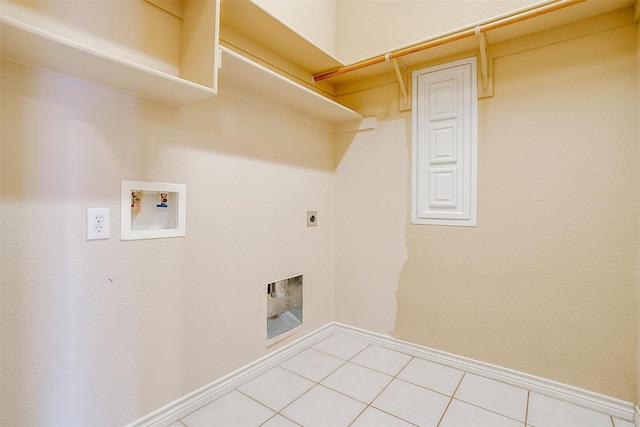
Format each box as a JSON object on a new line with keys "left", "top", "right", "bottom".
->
{"left": 266, "top": 275, "right": 302, "bottom": 346}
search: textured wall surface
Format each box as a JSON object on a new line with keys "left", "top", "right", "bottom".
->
{"left": 251, "top": 0, "right": 337, "bottom": 58}
{"left": 0, "top": 60, "right": 336, "bottom": 426}
{"left": 1, "top": 3, "right": 639, "bottom": 425}
{"left": 335, "top": 118, "right": 408, "bottom": 334}
{"left": 1, "top": 0, "right": 182, "bottom": 75}
{"left": 336, "top": 15, "right": 638, "bottom": 401}
{"left": 335, "top": 0, "right": 539, "bottom": 63}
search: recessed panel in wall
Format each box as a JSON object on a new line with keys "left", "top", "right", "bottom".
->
{"left": 430, "top": 168, "right": 458, "bottom": 209}
{"left": 430, "top": 123, "right": 457, "bottom": 164}
{"left": 121, "top": 180, "right": 186, "bottom": 240}
{"left": 429, "top": 78, "right": 460, "bottom": 121}
{"left": 267, "top": 275, "right": 303, "bottom": 346}
{"left": 412, "top": 57, "right": 477, "bottom": 226}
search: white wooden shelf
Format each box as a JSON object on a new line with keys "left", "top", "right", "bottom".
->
{"left": 220, "top": 0, "right": 344, "bottom": 74}
{"left": 218, "top": 46, "right": 363, "bottom": 124}
{"left": 0, "top": 0, "right": 220, "bottom": 106}
{"left": 0, "top": 0, "right": 365, "bottom": 126}
{"left": 0, "top": 16, "right": 216, "bottom": 106}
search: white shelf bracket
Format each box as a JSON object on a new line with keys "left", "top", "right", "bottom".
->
{"left": 476, "top": 27, "right": 493, "bottom": 98}
{"left": 217, "top": 46, "right": 223, "bottom": 69}
{"left": 387, "top": 55, "right": 410, "bottom": 110}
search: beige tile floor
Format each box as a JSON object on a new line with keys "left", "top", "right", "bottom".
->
{"left": 168, "top": 334, "right": 634, "bottom": 427}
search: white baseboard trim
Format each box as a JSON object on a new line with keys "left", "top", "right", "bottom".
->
{"left": 126, "top": 323, "right": 335, "bottom": 427}
{"left": 331, "top": 323, "right": 635, "bottom": 422}
{"left": 127, "top": 322, "right": 636, "bottom": 426}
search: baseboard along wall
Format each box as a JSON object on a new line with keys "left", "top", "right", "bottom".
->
{"left": 127, "top": 322, "right": 637, "bottom": 426}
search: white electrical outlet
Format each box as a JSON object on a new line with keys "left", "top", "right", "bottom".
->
{"left": 87, "top": 208, "right": 110, "bottom": 240}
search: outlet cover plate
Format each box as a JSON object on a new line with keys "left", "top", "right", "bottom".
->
{"left": 87, "top": 208, "right": 110, "bottom": 240}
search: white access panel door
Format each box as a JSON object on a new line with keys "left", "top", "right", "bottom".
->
{"left": 412, "top": 57, "right": 477, "bottom": 226}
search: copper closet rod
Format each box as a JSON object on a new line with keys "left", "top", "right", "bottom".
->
{"left": 313, "top": 0, "right": 586, "bottom": 82}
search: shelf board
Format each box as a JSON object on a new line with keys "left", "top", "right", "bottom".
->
{"left": 0, "top": 15, "right": 217, "bottom": 106}
{"left": 218, "top": 46, "right": 363, "bottom": 124}
{"left": 220, "top": 0, "right": 344, "bottom": 74}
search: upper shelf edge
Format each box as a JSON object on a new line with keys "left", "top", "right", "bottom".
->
{"left": 218, "top": 46, "right": 363, "bottom": 124}
{"left": 220, "top": 0, "right": 345, "bottom": 73}
{"left": 0, "top": 15, "right": 217, "bottom": 106}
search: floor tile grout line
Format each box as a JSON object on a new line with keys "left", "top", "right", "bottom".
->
{"left": 342, "top": 352, "right": 417, "bottom": 426}
{"left": 347, "top": 346, "right": 414, "bottom": 378}
{"left": 195, "top": 346, "right": 507, "bottom": 427}
{"left": 248, "top": 347, "right": 333, "bottom": 422}
{"left": 450, "top": 370, "right": 530, "bottom": 424}
{"left": 347, "top": 404, "right": 421, "bottom": 427}
{"left": 273, "top": 337, "right": 374, "bottom": 422}
{"left": 273, "top": 361, "right": 345, "bottom": 413}
{"left": 449, "top": 373, "right": 529, "bottom": 423}
{"left": 463, "top": 370, "right": 534, "bottom": 395}
{"left": 366, "top": 360, "right": 409, "bottom": 405}
{"left": 391, "top": 376, "right": 466, "bottom": 402}
{"left": 278, "top": 347, "right": 350, "bottom": 383}
{"left": 258, "top": 412, "right": 280, "bottom": 427}
{"left": 176, "top": 331, "right": 623, "bottom": 427}
{"left": 271, "top": 380, "right": 319, "bottom": 420}
{"left": 313, "top": 382, "right": 375, "bottom": 406}
{"left": 451, "top": 396, "right": 529, "bottom": 424}
{"left": 235, "top": 365, "right": 317, "bottom": 414}
{"left": 313, "top": 335, "right": 418, "bottom": 380}
{"left": 258, "top": 413, "right": 276, "bottom": 427}
{"left": 348, "top": 359, "right": 408, "bottom": 377}
{"left": 235, "top": 387, "right": 282, "bottom": 414}
{"left": 179, "top": 338, "right": 337, "bottom": 426}
{"left": 354, "top": 349, "right": 428, "bottom": 426}
{"left": 348, "top": 341, "right": 372, "bottom": 360}
{"left": 344, "top": 355, "right": 418, "bottom": 426}
{"left": 311, "top": 334, "right": 371, "bottom": 362}
{"left": 274, "top": 383, "right": 365, "bottom": 427}
{"left": 245, "top": 335, "right": 371, "bottom": 424}
{"left": 395, "top": 367, "right": 464, "bottom": 398}
{"left": 266, "top": 365, "right": 319, "bottom": 394}
{"left": 346, "top": 403, "right": 369, "bottom": 427}
{"left": 320, "top": 372, "right": 394, "bottom": 408}
{"left": 264, "top": 411, "right": 302, "bottom": 427}
{"left": 436, "top": 371, "right": 467, "bottom": 427}
{"left": 345, "top": 351, "right": 419, "bottom": 427}
{"left": 609, "top": 414, "right": 619, "bottom": 427}
{"left": 525, "top": 390, "right": 530, "bottom": 426}
{"left": 176, "top": 388, "right": 238, "bottom": 425}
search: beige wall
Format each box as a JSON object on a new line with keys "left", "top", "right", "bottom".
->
{"left": 335, "top": 0, "right": 539, "bottom": 63}
{"left": 251, "top": 0, "right": 337, "bottom": 57}
{"left": 336, "top": 12, "right": 638, "bottom": 402}
{"left": 2, "top": 2, "right": 639, "bottom": 425}
{"left": 0, "top": 60, "right": 336, "bottom": 426}
{"left": 335, "top": 116, "right": 408, "bottom": 334}
{"left": 1, "top": 0, "right": 182, "bottom": 75}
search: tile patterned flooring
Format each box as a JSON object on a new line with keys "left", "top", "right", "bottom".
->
{"left": 168, "top": 334, "right": 634, "bottom": 427}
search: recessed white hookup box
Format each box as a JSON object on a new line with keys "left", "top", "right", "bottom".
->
{"left": 121, "top": 180, "right": 186, "bottom": 240}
